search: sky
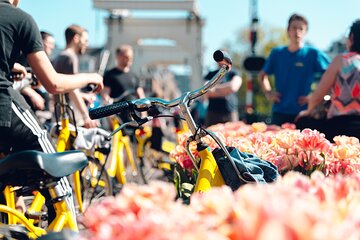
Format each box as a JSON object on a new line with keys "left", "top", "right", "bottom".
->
{"left": 20, "top": 0, "right": 360, "bottom": 68}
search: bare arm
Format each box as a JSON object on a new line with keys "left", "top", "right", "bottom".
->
{"left": 258, "top": 70, "right": 280, "bottom": 102}
{"left": 136, "top": 86, "right": 146, "bottom": 99}
{"left": 307, "top": 55, "right": 341, "bottom": 113}
{"left": 296, "top": 55, "right": 340, "bottom": 120}
{"left": 207, "top": 75, "right": 242, "bottom": 98}
{"left": 26, "top": 51, "right": 103, "bottom": 94}
{"left": 258, "top": 70, "right": 272, "bottom": 93}
{"left": 100, "top": 86, "right": 112, "bottom": 104}
{"left": 20, "top": 87, "right": 45, "bottom": 110}
{"left": 69, "top": 89, "right": 99, "bottom": 128}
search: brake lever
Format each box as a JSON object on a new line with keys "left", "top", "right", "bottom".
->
{"left": 105, "top": 116, "right": 153, "bottom": 141}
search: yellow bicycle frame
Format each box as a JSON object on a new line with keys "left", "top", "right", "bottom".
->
{"left": 135, "top": 126, "right": 152, "bottom": 160}
{"left": 193, "top": 146, "right": 225, "bottom": 193}
{"left": 56, "top": 117, "right": 84, "bottom": 214}
{"left": 1, "top": 185, "right": 78, "bottom": 239}
{"left": 135, "top": 126, "right": 176, "bottom": 172}
{"left": 106, "top": 117, "right": 138, "bottom": 185}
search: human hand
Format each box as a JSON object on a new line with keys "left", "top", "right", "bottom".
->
{"left": 298, "top": 95, "right": 309, "bottom": 106}
{"left": 265, "top": 91, "right": 281, "bottom": 103}
{"left": 88, "top": 73, "right": 104, "bottom": 93}
{"left": 294, "top": 109, "right": 311, "bottom": 122}
{"left": 217, "top": 59, "right": 232, "bottom": 71}
{"left": 83, "top": 117, "right": 100, "bottom": 128}
{"left": 21, "top": 87, "right": 45, "bottom": 110}
{"left": 11, "top": 63, "right": 28, "bottom": 80}
{"left": 81, "top": 92, "right": 96, "bottom": 105}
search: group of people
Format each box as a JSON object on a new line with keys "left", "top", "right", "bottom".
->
{"left": 2, "top": 0, "right": 360, "bottom": 157}
{"left": 12, "top": 26, "right": 146, "bottom": 132}
{"left": 206, "top": 13, "right": 359, "bottom": 142}
{"left": 0, "top": 0, "right": 359, "bottom": 217}
{"left": 0, "top": 0, "right": 151, "bottom": 215}
{"left": 260, "top": 13, "right": 360, "bottom": 141}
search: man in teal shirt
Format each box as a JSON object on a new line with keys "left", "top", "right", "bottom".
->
{"left": 259, "top": 13, "right": 330, "bottom": 125}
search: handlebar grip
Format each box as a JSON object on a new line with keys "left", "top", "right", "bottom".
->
{"left": 213, "top": 50, "right": 232, "bottom": 65}
{"left": 82, "top": 84, "right": 98, "bottom": 93}
{"left": 89, "top": 101, "right": 130, "bottom": 119}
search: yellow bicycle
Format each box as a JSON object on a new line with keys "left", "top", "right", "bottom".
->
{"left": 97, "top": 115, "right": 145, "bottom": 190}
{"left": 0, "top": 150, "right": 88, "bottom": 239}
{"left": 52, "top": 93, "right": 112, "bottom": 214}
{"left": 135, "top": 113, "right": 181, "bottom": 183}
{"left": 89, "top": 50, "right": 243, "bottom": 193}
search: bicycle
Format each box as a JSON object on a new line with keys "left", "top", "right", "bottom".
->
{"left": 88, "top": 50, "right": 256, "bottom": 193}
{"left": 102, "top": 90, "right": 189, "bottom": 185}
{"left": 99, "top": 114, "right": 144, "bottom": 190}
{"left": 0, "top": 150, "right": 88, "bottom": 239}
{"left": 94, "top": 90, "right": 153, "bottom": 189}
{"left": 135, "top": 108, "right": 185, "bottom": 184}
{"left": 52, "top": 93, "right": 112, "bottom": 214}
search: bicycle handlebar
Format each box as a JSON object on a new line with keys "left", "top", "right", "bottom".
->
{"left": 89, "top": 100, "right": 130, "bottom": 120}
{"left": 82, "top": 83, "right": 98, "bottom": 93}
{"left": 8, "top": 67, "right": 38, "bottom": 86}
{"left": 89, "top": 50, "right": 232, "bottom": 120}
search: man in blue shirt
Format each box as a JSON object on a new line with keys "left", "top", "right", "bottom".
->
{"left": 259, "top": 13, "right": 330, "bottom": 126}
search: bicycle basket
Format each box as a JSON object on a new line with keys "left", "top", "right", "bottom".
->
{"left": 212, "top": 147, "right": 279, "bottom": 191}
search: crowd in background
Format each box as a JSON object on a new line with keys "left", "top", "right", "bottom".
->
{"left": 9, "top": 11, "right": 360, "bottom": 144}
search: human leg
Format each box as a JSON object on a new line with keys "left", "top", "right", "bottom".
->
{"left": 1, "top": 102, "right": 76, "bottom": 221}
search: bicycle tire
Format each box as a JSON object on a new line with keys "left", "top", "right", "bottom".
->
{"left": 80, "top": 157, "right": 113, "bottom": 211}
{"left": 121, "top": 138, "right": 146, "bottom": 185}
{"left": 138, "top": 138, "right": 175, "bottom": 184}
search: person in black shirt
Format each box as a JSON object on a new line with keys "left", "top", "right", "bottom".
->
{"left": 102, "top": 44, "right": 145, "bottom": 123}
{"left": 0, "top": 0, "right": 103, "bottom": 218}
{"left": 203, "top": 62, "right": 242, "bottom": 127}
{"left": 102, "top": 45, "right": 145, "bottom": 101}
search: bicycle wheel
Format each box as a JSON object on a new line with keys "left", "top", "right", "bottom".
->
{"left": 138, "top": 138, "right": 175, "bottom": 184}
{"left": 80, "top": 157, "right": 113, "bottom": 210}
{"left": 121, "top": 137, "right": 146, "bottom": 185}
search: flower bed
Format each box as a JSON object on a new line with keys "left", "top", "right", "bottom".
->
{"left": 171, "top": 121, "right": 360, "bottom": 175}
{"left": 81, "top": 172, "right": 360, "bottom": 240}
{"left": 80, "top": 121, "right": 360, "bottom": 239}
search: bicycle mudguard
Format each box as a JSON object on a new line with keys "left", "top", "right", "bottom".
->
{"left": 212, "top": 147, "right": 279, "bottom": 191}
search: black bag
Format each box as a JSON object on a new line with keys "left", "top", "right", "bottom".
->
{"left": 212, "top": 147, "right": 279, "bottom": 191}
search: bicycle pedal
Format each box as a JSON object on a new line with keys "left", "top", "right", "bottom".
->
{"left": 25, "top": 211, "right": 48, "bottom": 221}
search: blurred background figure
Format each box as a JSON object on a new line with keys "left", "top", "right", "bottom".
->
{"left": 296, "top": 19, "right": 360, "bottom": 141}
{"left": 101, "top": 44, "right": 146, "bottom": 123}
{"left": 259, "top": 13, "right": 331, "bottom": 126}
{"left": 41, "top": 31, "right": 56, "bottom": 58}
{"left": 52, "top": 24, "right": 99, "bottom": 128}
{"left": 203, "top": 55, "right": 242, "bottom": 127}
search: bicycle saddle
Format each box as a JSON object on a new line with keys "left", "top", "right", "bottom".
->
{"left": 0, "top": 150, "right": 88, "bottom": 178}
